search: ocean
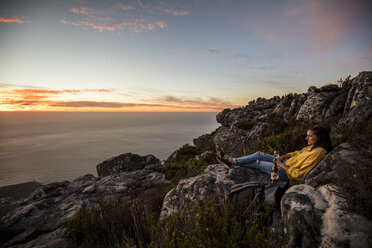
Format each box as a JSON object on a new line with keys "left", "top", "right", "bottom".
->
{"left": 0, "top": 112, "right": 220, "bottom": 187}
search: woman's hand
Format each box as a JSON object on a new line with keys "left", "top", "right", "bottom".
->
{"left": 277, "top": 160, "right": 289, "bottom": 171}
{"left": 278, "top": 154, "right": 290, "bottom": 161}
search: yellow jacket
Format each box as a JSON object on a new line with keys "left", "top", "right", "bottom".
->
{"left": 285, "top": 146, "right": 327, "bottom": 181}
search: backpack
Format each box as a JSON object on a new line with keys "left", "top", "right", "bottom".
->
{"left": 227, "top": 181, "right": 290, "bottom": 218}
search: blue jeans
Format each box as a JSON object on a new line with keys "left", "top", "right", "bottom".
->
{"left": 234, "top": 152, "right": 289, "bottom": 181}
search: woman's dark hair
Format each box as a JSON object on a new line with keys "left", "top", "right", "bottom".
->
{"left": 310, "top": 125, "right": 333, "bottom": 153}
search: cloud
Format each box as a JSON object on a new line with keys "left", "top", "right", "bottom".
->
{"left": 117, "top": 4, "right": 134, "bottom": 11}
{"left": 266, "top": 53, "right": 282, "bottom": 60}
{"left": 234, "top": 53, "right": 250, "bottom": 59}
{"left": 238, "top": 65, "right": 276, "bottom": 70}
{"left": 48, "top": 101, "right": 150, "bottom": 108}
{"left": 62, "top": 1, "right": 190, "bottom": 34}
{"left": 163, "top": 8, "right": 190, "bottom": 16}
{"left": 330, "top": 45, "right": 372, "bottom": 70}
{"left": 68, "top": 7, "right": 113, "bottom": 21}
{"left": 61, "top": 19, "right": 115, "bottom": 32}
{"left": 0, "top": 16, "right": 30, "bottom": 23}
{"left": 171, "top": 10, "right": 190, "bottom": 16}
{"left": 152, "top": 95, "right": 236, "bottom": 110}
{"left": 0, "top": 83, "right": 45, "bottom": 89}
{"left": 1, "top": 88, "right": 114, "bottom": 98}
{"left": 0, "top": 87, "right": 231, "bottom": 111}
{"left": 250, "top": 66, "right": 275, "bottom": 71}
{"left": 155, "top": 21, "right": 167, "bottom": 29}
{"left": 247, "top": 0, "right": 365, "bottom": 54}
{"left": 61, "top": 16, "right": 166, "bottom": 33}
{"left": 195, "top": 49, "right": 221, "bottom": 57}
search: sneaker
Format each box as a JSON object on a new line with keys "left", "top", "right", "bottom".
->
{"left": 216, "top": 151, "right": 233, "bottom": 168}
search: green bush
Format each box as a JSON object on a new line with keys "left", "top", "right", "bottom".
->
{"left": 266, "top": 112, "right": 289, "bottom": 135}
{"left": 281, "top": 93, "right": 300, "bottom": 107}
{"left": 161, "top": 144, "right": 218, "bottom": 184}
{"left": 255, "top": 126, "right": 308, "bottom": 155}
{"left": 160, "top": 196, "right": 286, "bottom": 248}
{"left": 194, "top": 130, "right": 217, "bottom": 152}
{"left": 61, "top": 182, "right": 172, "bottom": 248}
{"left": 235, "top": 120, "right": 257, "bottom": 130}
{"left": 327, "top": 157, "right": 372, "bottom": 220}
{"left": 61, "top": 189, "right": 287, "bottom": 247}
{"left": 334, "top": 120, "right": 372, "bottom": 150}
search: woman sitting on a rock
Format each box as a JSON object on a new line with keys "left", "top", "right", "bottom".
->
{"left": 216, "top": 125, "right": 332, "bottom": 182}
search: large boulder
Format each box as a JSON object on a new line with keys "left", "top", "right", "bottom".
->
{"left": 213, "top": 126, "right": 250, "bottom": 157}
{"left": 303, "top": 143, "right": 369, "bottom": 187}
{"left": 0, "top": 181, "right": 43, "bottom": 217}
{"left": 339, "top": 71, "right": 372, "bottom": 126}
{"left": 216, "top": 97, "right": 281, "bottom": 128}
{"left": 160, "top": 164, "right": 270, "bottom": 219}
{"left": 296, "top": 84, "right": 341, "bottom": 123}
{"left": 96, "top": 153, "right": 161, "bottom": 177}
{"left": 281, "top": 143, "right": 372, "bottom": 248}
{"left": 0, "top": 162, "right": 165, "bottom": 247}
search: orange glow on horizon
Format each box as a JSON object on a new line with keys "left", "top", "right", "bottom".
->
{"left": 0, "top": 87, "right": 236, "bottom": 112}
{"left": 0, "top": 107, "right": 222, "bottom": 112}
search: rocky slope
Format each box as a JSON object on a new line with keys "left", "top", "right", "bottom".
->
{"left": 0, "top": 72, "right": 371, "bottom": 248}
{"left": 0, "top": 154, "right": 165, "bottom": 248}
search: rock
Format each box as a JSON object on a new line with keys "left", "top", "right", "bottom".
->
{"left": 251, "top": 96, "right": 281, "bottom": 112}
{"left": 96, "top": 153, "right": 161, "bottom": 177}
{"left": 195, "top": 151, "right": 213, "bottom": 161}
{"left": 324, "top": 90, "right": 348, "bottom": 120}
{"left": 281, "top": 184, "right": 328, "bottom": 248}
{"left": 281, "top": 143, "right": 372, "bottom": 248}
{"left": 9, "top": 228, "right": 77, "bottom": 248}
{"left": 339, "top": 71, "right": 372, "bottom": 126}
{"left": 0, "top": 168, "right": 165, "bottom": 247}
{"left": 282, "top": 184, "right": 371, "bottom": 248}
{"left": 303, "top": 143, "right": 370, "bottom": 188}
{"left": 296, "top": 84, "right": 341, "bottom": 123}
{"left": 164, "top": 143, "right": 198, "bottom": 163}
{"left": 320, "top": 84, "right": 340, "bottom": 92}
{"left": 283, "top": 94, "right": 307, "bottom": 122}
{"left": 213, "top": 126, "right": 249, "bottom": 157}
{"left": 246, "top": 123, "right": 270, "bottom": 142}
{"left": 160, "top": 164, "right": 270, "bottom": 219}
{"left": 193, "top": 133, "right": 215, "bottom": 152}
{"left": 308, "top": 86, "right": 320, "bottom": 93}
{"left": 318, "top": 186, "right": 371, "bottom": 248}
{"left": 216, "top": 107, "right": 258, "bottom": 128}
{"left": 0, "top": 181, "right": 43, "bottom": 217}
{"left": 294, "top": 72, "right": 372, "bottom": 126}
{"left": 216, "top": 97, "right": 281, "bottom": 128}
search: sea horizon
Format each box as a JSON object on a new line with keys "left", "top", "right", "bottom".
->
{"left": 0, "top": 112, "right": 220, "bottom": 187}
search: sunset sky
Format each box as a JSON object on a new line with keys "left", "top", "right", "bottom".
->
{"left": 0, "top": 0, "right": 371, "bottom": 112}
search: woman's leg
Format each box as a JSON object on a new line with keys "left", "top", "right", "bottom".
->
{"left": 234, "top": 152, "right": 275, "bottom": 165}
{"left": 237, "top": 160, "right": 289, "bottom": 181}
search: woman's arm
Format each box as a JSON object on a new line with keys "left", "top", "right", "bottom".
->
{"left": 285, "top": 151, "right": 326, "bottom": 181}
{"left": 278, "top": 154, "right": 291, "bottom": 160}
{"left": 277, "top": 160, "right": 289, "bottom": 171}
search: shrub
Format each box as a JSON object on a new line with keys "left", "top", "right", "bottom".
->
{"left": 161, "top": 196, "right": 287, "bottom": 248}
{"left": 161, "top": 144, "right": 218, "bottom": 183}
{"left": 327, "top": 157, "right": 372, "bottom": 220}
{"left": 334, "top": 120, "right": 372, "bottom": 150}
{"left": 253, "top": 125, "right": 308, "bottom": 155}
{"left": 235, "top": 120, "right": 257, "bottom": 130}
{"left": 193, "top": 130, "right": 217, "bottom": 152}
{"left": 281, "top": 93, "right": 299, "bottom": 107}
{"left": 61, "top": 189, "right": 288, "bottom": 247}
{"left": 266, "top": 112, "right": 289, "bottom": 135}
{"left": 61, "top": 182, "right": 172, "bottom": 248}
